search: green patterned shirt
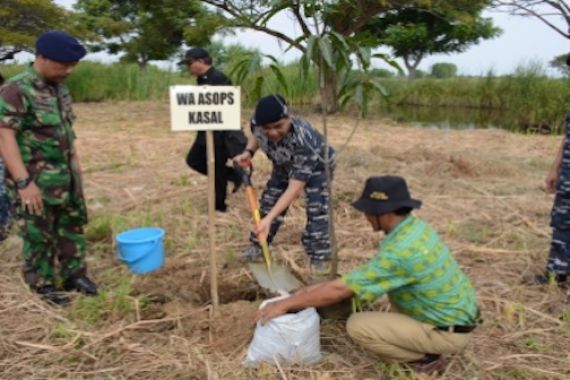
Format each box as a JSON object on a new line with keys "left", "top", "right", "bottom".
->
{"left": 342, "top": 215, "right": 478, "bottom": 326}
{"left": 0, "top": 66, "right": 83, "bottom": 207}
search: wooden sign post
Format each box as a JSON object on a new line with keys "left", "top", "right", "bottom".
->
{"left": 169, "top": 85, "right": 241, "bottom": 312}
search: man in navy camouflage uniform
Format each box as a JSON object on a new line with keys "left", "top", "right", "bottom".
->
{"left": 233, "top": 94, "right": 335, "bottom": 277}
{"left": 0, "top": 31, "right": 98, "bottom": 304}
{"left": 529, "top": 53, "right": 570, "bottom": 287}
{"left": 533, "top": 113, "right": 570, "bottom": 286}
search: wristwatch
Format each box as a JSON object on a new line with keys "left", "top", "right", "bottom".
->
{"left": 15, "top": 176, "right": 32, "bottom": 190}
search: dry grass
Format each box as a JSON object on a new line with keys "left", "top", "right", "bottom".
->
{"left": 1, "top": 101, "right": 569, "bottom": 379}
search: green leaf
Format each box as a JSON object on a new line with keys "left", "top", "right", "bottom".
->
{"left": 305, "top": 35, "right": 318, "bottom": 64}
{"left": 317, "top": 35, "right": 334, "bottom": 69}
{"left": 269, "top": 64, "right": 289, "bottom": 96}
{"left": 369, "top": 78, "right": 390, "bottom": 98}
{"left": 253, "top": 75, "right": 264, "bottom": 101}
{"left": 372, "top": 53, "right": 403, "bottom": 75}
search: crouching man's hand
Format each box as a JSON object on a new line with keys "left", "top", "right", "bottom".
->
{"left": 254, "top": 300, "right": 288, "bottom": 325}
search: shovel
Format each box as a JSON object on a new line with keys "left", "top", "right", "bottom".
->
{"left": 234, "top": 162, "right": 302, "bottom": 293}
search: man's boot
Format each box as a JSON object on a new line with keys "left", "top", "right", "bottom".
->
{"left": 529, "top": 272, "right": 567, "bottom": 287}
{"left": 64, "top": 276, "right": 98, "bottom": 296}
{"left": 35, "top": 285, "right": 71, "bottom": 306}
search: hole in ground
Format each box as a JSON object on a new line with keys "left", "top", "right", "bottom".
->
{"left": 196, "top": 281, "right": 268, "bottom": 304}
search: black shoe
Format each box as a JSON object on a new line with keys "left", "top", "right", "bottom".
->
{"left": 232, "top": 178, "right": 243, "bottom": 193}
{"left": 532, "top": 272, "right": 567, "bottom": 286}
{"left": 64, "top": 276, "right": 98, "bottom": 296}
{"left": 36, "top": 285, "right": 71, "bottom": 306}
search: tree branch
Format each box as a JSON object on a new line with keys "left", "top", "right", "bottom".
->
{"left": 492, "top": 0, "right": 570, "bottom": 38}
{"left": 292, "top": 0, "right": 312, "bottom": 37}
{"left": 202, "top": 0, "right": 306, "bottom": 51}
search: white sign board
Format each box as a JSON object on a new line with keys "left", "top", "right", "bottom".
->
{"left": 169, "top": 85, "right": 241, "bottom": 131}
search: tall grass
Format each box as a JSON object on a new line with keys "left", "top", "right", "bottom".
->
{"left": 375, "top": 64, "right": 570, "bottom": 131}
{"left": 0, "top": 62, "right": 193, "bottom": 102}
{"left": 2, "top": 60, "right": 569, "bottom": 131}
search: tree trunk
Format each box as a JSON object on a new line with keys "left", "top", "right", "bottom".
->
{"left": 321, "top": 69, "right": 339, "bottom": 114}
{"left": 403, "top": 53, "right": 423, "bottom": 79}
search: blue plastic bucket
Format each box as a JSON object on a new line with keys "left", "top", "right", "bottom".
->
{"left": 116, "top": 227, "right": 165, "bottom": 274}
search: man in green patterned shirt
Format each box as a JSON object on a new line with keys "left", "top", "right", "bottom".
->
{"left": 255, "top": 175, "right": 479, "bottom": 375}
{"left": 0, "top": 31, "right": 98, "bottom": 305}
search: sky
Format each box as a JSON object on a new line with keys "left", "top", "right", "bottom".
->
{"left": 48, "top": 0, "right": 569, "bottom": 76}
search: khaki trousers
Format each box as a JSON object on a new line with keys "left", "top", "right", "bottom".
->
{"left": 346, "top": 311, "right": 472, "bottom": 362}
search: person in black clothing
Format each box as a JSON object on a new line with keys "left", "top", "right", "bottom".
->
{"left": 180, "top": 48, "right": 246, "bottom": 212}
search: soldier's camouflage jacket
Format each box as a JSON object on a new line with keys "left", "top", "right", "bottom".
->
{"left": 0, "top": 66, "right": 87, "bottom": 223}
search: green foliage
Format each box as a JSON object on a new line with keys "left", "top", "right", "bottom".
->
{"left": 204, "top": 0, "right": 402, "bottom": 111}
{"left": 227, "top": 51, "right": 289, "bottom": 102}
{"left": 71, "top": 275, "right": 142, "bottom": 325}
{"left": 365, "top": 3, "right": 501, "bottom": 77}
{"left": 431, "top": 62, "right": 458, "bottom": 78}
{"left": 85, "top": 214, "right": 114, "bottom": 243}
{"left": 371, "top": 68, "right": 396, "bottom": 78}
{"left": 67, "top": 62, "right": 191, "bottom": 101}
{"left": 550, "top": 53, "right": 570, "bottom": 76}
{"left": 376, "top": 62, "right": 570, "bottom": 132}
{"left": 0, "top": 0, "right": 92, "bottom": 59}
{"left": 74, "top": 0, "right": 221, "bottom": 66}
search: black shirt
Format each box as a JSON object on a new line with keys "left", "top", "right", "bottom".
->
{"left": 195, "top": 66, "right": 232, "bottom": 146}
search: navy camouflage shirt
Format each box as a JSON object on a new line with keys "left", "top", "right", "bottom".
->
{"left": 253, "top": 116, "right": 335, "bottom": 182}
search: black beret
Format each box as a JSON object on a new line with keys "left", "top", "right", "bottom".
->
{"left": 252, "top": 94, "right": 289, "bottom": 127}
{"left": 36, "top": 31, "right": 87, "bottom": 63}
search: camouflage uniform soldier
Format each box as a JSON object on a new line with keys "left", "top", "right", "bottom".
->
{"left": 233, "top": 95, "right": 335, "bottom": 278}
{"left": 0, "top": 31, "right": 98, "bottom": 305}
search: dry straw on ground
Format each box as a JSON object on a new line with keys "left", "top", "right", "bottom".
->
{"left": 1, "top": 101, "right": 569, "bottom": 379}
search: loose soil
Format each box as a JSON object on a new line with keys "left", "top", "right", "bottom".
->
{"left": 1, "top": 101, "right": 569, "bottom": 379}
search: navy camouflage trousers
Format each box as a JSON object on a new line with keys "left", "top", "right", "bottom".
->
{"left": 547, "top": 129, "right": 570, "bottom": 275}
{"left": 250, "top": 168, "right": 332, "bottom": 263}
{"left": 547, "top": 192, "right": 570, "bottom": 275}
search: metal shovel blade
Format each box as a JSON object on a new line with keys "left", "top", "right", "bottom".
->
{"left": 248, "top": 262, "right": 303, "bottom": 293}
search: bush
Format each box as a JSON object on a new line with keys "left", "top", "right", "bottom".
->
{"left": 430, "top": 62, "right": 458, "bottom": 78}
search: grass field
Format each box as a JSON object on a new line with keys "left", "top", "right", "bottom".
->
{"left": 1, "top": 101, "right": 569, "bottom": 379}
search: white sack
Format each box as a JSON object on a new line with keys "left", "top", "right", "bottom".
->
{"left": 244, "top": 295, "right": 321, "bottom": 367}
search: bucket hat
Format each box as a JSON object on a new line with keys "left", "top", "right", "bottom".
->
{"left": 352, "top": 175, "right": 421, "bottom": 215}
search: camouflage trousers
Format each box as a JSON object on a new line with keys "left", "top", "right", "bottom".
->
{"left": 547, "top": 193, "right": 570, "bottom": 275}
{"left": 249, "top": 168, "right": 332, "bottom": 262}
{"left": 0, "top": 159, "right": 12, "bottom": 241}
{"left": 546, "top": 152, "right": 570, "bottom": 274}
{"left": 18, "top": 202, "right": 87, "bottom": 287}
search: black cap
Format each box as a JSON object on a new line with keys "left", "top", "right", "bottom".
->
{"left": 252, "top": 94, "right": 289, "bottom": 127}
{"left": 36, "top": 31, "right": 86, "bottom": 63}
{"left": 178, "top": 47, "right": 210, "bottom": 65}
{"left": 352, "top": 176, "right": 421, "bottom": 215}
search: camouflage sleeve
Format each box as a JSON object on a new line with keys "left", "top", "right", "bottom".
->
{"left": 290, "top": 120, "right": 322, "bottom": 182}
{"left": 0, "top": 83, "right": 26, "bottom": 132}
